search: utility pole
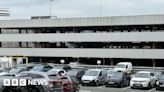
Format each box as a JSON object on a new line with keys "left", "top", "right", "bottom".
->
{"left": 99, "top": 0, "right": 102, "bottom": 25}
{"left": 49, "top": 0, "right": 54, "bottom": 16}
{"left": 99, "top": 0, "right": 102, "bottom": 18}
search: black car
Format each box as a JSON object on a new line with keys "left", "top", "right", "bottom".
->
{"left": 105, "top": 71, "right": 130, "bottom": 87}
{"left": 156, "top": 74, "right": 164, "bottom": 90}
{"left": 67, "top": 68, "right": 86, "bottom": 83}
{"left": 31, "top": 64, "right": 53, "bottom": 72}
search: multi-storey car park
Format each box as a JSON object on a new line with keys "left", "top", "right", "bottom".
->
{"left": 0, "top": 14, "right": 164, "bottom": 67}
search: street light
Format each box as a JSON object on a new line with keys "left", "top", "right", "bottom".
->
{"left": 49, "top": 0, "right": 54, "bottom": 16}
{"left": 97, "top": 60, "right": 101, "bottom": 65}
{"left": 60, "top": 59, "right": 65, "bottom": 65}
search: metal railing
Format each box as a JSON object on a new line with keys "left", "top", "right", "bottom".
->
{"left": 51, "top": 63, "right": 164, "bottom": 72}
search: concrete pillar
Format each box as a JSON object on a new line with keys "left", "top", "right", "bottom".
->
{"left": 152, "top": 59, "right": 156, "bottom": 67}
{"left": 103, "top": 58, "right": 105, "bottom": 65}
{"left": 110, "top": 59, "right": 113, "bottom": 66}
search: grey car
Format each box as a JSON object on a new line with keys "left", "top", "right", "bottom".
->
{"left": 81, "top": 69, "right": 107, "bottom": 86}
{"left": 106, "top": 71, "right": 130, "bottom": 87}
{"left": 156, "top": 74, "right": 164, "bottom": 90}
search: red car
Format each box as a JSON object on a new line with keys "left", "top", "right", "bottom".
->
{"left": 61, "top": 76, "right": 80, "bottom": 92}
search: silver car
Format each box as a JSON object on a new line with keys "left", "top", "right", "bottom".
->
{"left": 81, "top": 69, "right": 107, "bottom": 86}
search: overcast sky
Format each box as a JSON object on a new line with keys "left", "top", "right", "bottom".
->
{"left": 0, "top": 0, "right": 164, "bottom": 19}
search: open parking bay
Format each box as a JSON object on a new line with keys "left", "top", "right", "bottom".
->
{"left": 80, "top": 86, "right": 163, "bottom": 92}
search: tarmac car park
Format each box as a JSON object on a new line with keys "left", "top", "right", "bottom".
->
{"left": 0, "top": 63, "right": 163, "bottom": 92}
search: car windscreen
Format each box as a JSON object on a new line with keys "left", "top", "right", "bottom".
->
{"left": 115, "top": 64, "right": 125, "bottom": 68}
{"left": 85, "top": 70, "right": 99, "bottom": 76}
{"left": 154, "top": 71, "right": 162, "bottom": 76}
{"left": 110, "top": 72, "right": 123, "bottom": 78}
{"left": 67, "top": 70, "right": 78, "bottom": 76}
{"left": 48, "top": 75, "right": 58, "bottom": 79}
{"left": 107, "top": 70, "right": 115, "bottom": 76}
{"left": 160, "top": 75, "right": 164, "bottom": 80}
{"left": 70, "top": 76, "right": 79, "bottom": 82}
{"left": 31, "top": 65, "right": 43, "bottom": 71}
{"left": 47, "top": 69, "right": 58, "bottom": 74}
{"left": 135, "top": 73, "right": 149, "bottom": 78}
{"left": 9, "top": 68, "right": 22, "bottom": 74}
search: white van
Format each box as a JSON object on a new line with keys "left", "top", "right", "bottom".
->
{"left": 114, "top": 62, "right": 132, "bottom": 74}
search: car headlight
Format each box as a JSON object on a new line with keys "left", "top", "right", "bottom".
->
{"left": 141, "top": 81, "right": 147, "bottom": 83}
{"left": 156, "top": 81, "right": 159, "bottom": 85}
{"left": 92, "top": 78, "right": 98, "bottom": 81}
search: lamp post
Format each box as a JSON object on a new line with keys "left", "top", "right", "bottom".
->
{"left": 60, "top": 59, "right": 65, "bottom": 65}
{"left": 49, "top": 0, "right": 54, "bottom": 16}
{"left": 97, "top": 60, "right": 101, "bottom": 66}
{"left": 1, "top": 56, "right": 9, "bottom": 70}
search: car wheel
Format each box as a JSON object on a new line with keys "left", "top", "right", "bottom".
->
{"left": 131, "top": 86, "right": 134, "bottom": 89}
{"left": 95, "top": 81, "right": 99, "bottom": 86}
{"left": 105, "top": 84, "right": 109, "bottom": 87}
{"left": 156, "top": 86, "right": 160, "bottom": 90}
{"left": 82, "top": 83, "right": 85, "bottom": 86}
{"left": 154, "top": 80, "right": 157, "bottom": 87}
{"left": 119, "top": 83, "right": 123, "bottom": 88}
{"left": 147, "top": 82, "right": 151, "bottom": 89}
{"left": 127, "top": 80, "right": 130, "bottom": 86}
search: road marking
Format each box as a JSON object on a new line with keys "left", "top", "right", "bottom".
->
{"left": 79, "top": 90, "right": 92, "bottom": 92}
{"left": 148, "top": 88, "right": 155, "bottom": 92}
{"left": 98, "top": 86, "right": 104, "bottom": 88}
{"left": 122, "top": 86, "right": 131, "bottom": 90}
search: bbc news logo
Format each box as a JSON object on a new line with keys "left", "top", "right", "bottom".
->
{"left": 3, "top": 79, "right": 48, "bottom": 86}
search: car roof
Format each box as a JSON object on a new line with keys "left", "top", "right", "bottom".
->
{"left": 87, "top": 69, "right": 103, "bottom": 71}
{"left": 21, "top": 71, "right": 48, "bottom": 76}
{"left": 137, "top": 71, "right": 151, "bottom": 74}
{"left": 51, "top": 68, "right": 63, "bottom": 70}
{"left": 117, "top": 62, "right": 132, "bottom": 64}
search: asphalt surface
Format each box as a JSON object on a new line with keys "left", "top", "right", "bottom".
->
{"left": 80, "top": 85, "right": 163, "bottom": 92}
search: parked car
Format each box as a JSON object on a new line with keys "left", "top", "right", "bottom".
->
{"left": 130, "top": 71, "right": 157, "bottom": 89}
{"left": 47, "top": 68, "right": 67, "bottom": 76}
{"left": 9, "top": 67, "right": 27, "bottom": 76}
{"left": 61, "top": 76, "right": 80, "bottom": 92}
{"left": 53, "top": 65, "right": 72, "bottom": 72}
{"left": 81, "top": 69, "right": 107, "bottom": 86}
{"left": 156, "top": 74, "right": 164, "bottom": 90}
{"left": 106, "top": 71, "right": 130, "bottom": 87}
{"left": 114, "top": 62, "right": 132, "bottom": 74}
{"left": 0, "top": 76, "right": 51, "bottom": 92}
{"left": 107, "top": 69, "right": 116, "bottom": 78}
{"left": 152, "top": 70, "right": 163, "bottom": 79}
{"left": 31, "top": 64, "right": 53, "bottom": 72}
{"left": 17, "top": 71, "right": 62, "bottom": 92}
{"left": 67, "top": 68, "right": 86, "bottom": 82}
{"left": 16, "top": 64, "right": 35, "bottom": 70}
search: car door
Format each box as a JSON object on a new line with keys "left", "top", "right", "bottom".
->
{"left": 102, "top": 70, "right": 107, "bottom": 83}
{"left": 31, "top": 74, "right": 45, "bottom": 79}
{"left": 98, "top": 71, "right": 103, "bottom": 84}
{"left": 123, "top": 73, "right": 129, "bottom": 85}
{"left": 150, "top": 73, "right": 156, "bottom": 85}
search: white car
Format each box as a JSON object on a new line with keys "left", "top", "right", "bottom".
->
{"left": 114, "top": 62, "right": 132, "bottom": 74}
{"left": 130, "top": 71, "right": 157, "bottom": 89}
